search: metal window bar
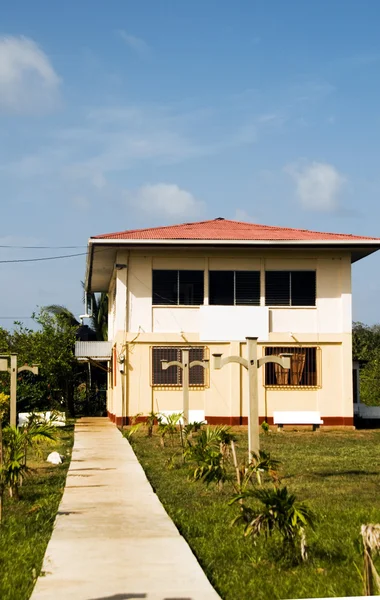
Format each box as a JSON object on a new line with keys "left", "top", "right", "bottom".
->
{"left": 152, "top": 346, "right": 207, "bottom": 387}
{"left": 264, "top": 346, "right": 318, "bottom": 387}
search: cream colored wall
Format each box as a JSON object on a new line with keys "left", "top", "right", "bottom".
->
{"left": 107, "top": 247, "right": 354, "bottom": 420}
{"left": 111, "top": 338, "right": 351, "bottom": 420}
{"left": 122, "top": 249, "right": 352, "bottom": 337}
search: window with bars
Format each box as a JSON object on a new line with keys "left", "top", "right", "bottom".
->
{"left": 152, "top": 270, "right": 204, "bottom": 305}
{"left": 264, "top": 346, "right": 319, "bottom": 387}
{"left": 209, "top": 271, "right": 260, "bottom": 305}
{"left": 152, "top": 346, "right": 207, "bottom": 386}
{"left": 265, "top": 271, "right": 316, "bottom": 306}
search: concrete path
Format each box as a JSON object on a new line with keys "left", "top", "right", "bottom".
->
{"left": 31, "top": 417, "right": 220, "bottom": 600}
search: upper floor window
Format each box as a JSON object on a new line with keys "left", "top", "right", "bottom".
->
{"left": 209, "top": 271, "right": 261, "bottom": 306}
{"left": 153, "top": 270, "right": 204, "bottom": 305}
{"left": 265, "top": 271, "right": 316, "bottom": 306}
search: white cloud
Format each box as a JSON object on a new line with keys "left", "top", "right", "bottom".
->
{"left": 0, "top": 35, "right": 60, "bottom": 114}
{"left": 285, "top": 161, "right": 346, "bottom": 211}
{"left": 127, "top": 183, "right": 204, "bottom": 219}
{"left": 118, "top": 31, "right": 150, "bottom": 57}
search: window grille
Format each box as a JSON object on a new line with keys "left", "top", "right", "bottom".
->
{"left": 264, "top": 346, "right": 319, "bottom": 387}
{"left": 152, "top": 270, "right": 204, "bottom": 305}
{"left": 152, "top": 346, "right": 207, "bottom": 386}
{"left": 265, "top": 271, "right": 316, "bottom": 306}
{"left": 209, "top": 271, "right": 260, "bottom": 305}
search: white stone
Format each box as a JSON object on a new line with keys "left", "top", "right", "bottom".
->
{"left": 47, "top": 452, "right": 62, "bottom": 465}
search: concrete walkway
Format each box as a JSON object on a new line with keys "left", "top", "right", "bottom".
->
{"left": 31, "top": 418, "right": 220, "bottom": 600}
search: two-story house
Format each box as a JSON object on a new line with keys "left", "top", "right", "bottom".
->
{"left": 79, "top": 218, "right": 380, "bottom": 427}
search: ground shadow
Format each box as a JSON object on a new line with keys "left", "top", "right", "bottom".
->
{"left": 87, "top": 594, "right": 147, "bottom": 600}
{"left": 57, "top": 510, "right": 83, "bottom": 516}
{"left": 70, "top": 467, "right": 116, "bottom": 472}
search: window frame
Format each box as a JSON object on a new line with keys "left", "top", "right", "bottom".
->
{"left": 151, "top": 346, "right": 209, "bottom": 388}
{"left": 209, "top": 270, "right": 261, "bottom": 306}
{"left": 265, "top": 270, "right": 317, "bottom": 307}
{"left": 263, "top": 346, "right": 321, "bottom": 389}
{"left": 152, "top": 269, "right": 204, "bottom": 306}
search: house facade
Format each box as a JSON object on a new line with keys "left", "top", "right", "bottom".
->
{"left": 82, "top": 218, "right": 380, "bottom": 427}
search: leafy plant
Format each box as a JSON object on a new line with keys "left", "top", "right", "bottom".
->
{"left": 185, "top": 425, "right": 234, "bottom": 488}
{"left": 2, "top": 423, "right": 56, "bottom": 500}
{"left": 230, "top": 486, "right": 315, "bottom": 561}
{"left": 0, "top": 393, "right": 9, "bottom": 522}
{"left": 157, "top": 413, "right": 183, "bottom": 447}
{"left": 123, "top": 422, "right": 143, "bottom": 440}
{"left": 183, "top": 421, "right": 205, "bottom": 439}
{"left": 261, "top": 421, "right": 270, "bottom": 434}
{"left": 246, "top": 450, "right": 281, "bottom": 487}
{"left": 144, "top": 411, "right": 160, "bottom": 437}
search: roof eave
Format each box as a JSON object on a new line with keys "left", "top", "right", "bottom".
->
{"left": 88, "top": 238, "right": 380, "bottom": 247}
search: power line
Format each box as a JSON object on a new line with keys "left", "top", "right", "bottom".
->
{"left": 0, "top": 245, "right": 87, "bottom": 249}
{"left": 0, "top": 317, "right": 34, "bottom": 319}
{"left": 0, "top": 251, "right": 88, "bottom": 264}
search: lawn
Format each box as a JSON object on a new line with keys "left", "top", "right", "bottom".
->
{"left": 130, "top": 426, "right": 380, "bottom": 600}
{"left": 0, "top": 424, "right": 74, "bottom": 600}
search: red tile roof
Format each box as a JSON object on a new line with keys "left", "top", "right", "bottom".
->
{"left": 92, "top": 218, "right": 379, "bottom": 242}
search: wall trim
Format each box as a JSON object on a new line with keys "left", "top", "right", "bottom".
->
{"left": 107, "top": 412, "right": 354, "bottom": 428}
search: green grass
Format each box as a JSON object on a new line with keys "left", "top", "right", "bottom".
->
{"left": 130, "top": 426, "right": 380, "bottom": 599}
{"left": 0, "top": 424, "right": 74, "bottom": 600}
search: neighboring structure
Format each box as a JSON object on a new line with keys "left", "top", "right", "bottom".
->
{"left": 78, "top": 218, "right": 380, "bottom": 427}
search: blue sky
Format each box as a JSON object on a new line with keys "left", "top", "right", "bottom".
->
{"left": 1, "top": 0, "right": 380, "bottom": 326}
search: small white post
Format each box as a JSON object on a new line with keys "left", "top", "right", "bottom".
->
{"left": 247, "top": 337, "right": 259, "bottom": 457}
{"left": 10, "top": 354, "right": 17, "bottom": 428}
{"left": 182, "top": 349, "right": 190, "bottom": 425}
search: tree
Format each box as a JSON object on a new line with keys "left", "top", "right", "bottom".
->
{"left": 353, "top": 322, "right": 380, "bottom": 405}
{"left": 0, "top": 309, "right": 79, "bottom": 416}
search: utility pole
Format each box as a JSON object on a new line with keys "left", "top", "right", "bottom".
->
{"left": 161, "top": 348, "right": 209, "bottom": 425}
{"left": 0, "top": 355, "right": 39, "bottom": 427}
{"left": 213, "top": 337, "right": 291, "bottom": 458}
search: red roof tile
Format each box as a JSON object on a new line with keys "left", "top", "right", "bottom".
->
{"left": 91, "top": 218, "right": 379, "bottom": 242}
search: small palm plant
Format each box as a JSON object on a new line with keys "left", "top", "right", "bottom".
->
{"left": 183, "top": 421, "right": 205, "bottom": 440}
{"left": 230, "top": 486, "right": 315, "bottom": 561}
{"left": 2, "top": 423, "right": 56, "bottom": 500}
{"left": 245, "top": 450, "right": 282, "bottom": 487}
{"left": 185, "top": 425, "right": 233, "bottom": 488}
{"left": 157, "top": 413, "right": 183, "bottom": 447}
{"left": 21, "top": 413, "right": 57, "bottom": 465}
{"left": 123, "top": 423, "right": 143, "bottom": 440}
{"left": 145, "top": 411, "right": 160, "bottom": 437}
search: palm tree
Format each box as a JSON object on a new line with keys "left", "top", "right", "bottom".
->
{"left": 2, "top": 423, "right": 55, "bottom": 499}
{"left": 88, "top": 292, "right": 108, "bottom": 341}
